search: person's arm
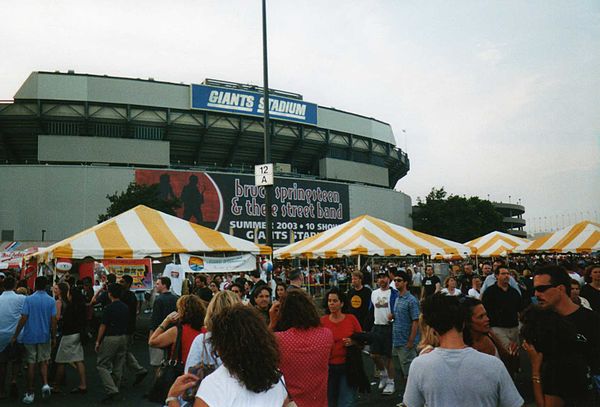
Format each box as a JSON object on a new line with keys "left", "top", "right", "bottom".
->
{"left": 149, "top": 326, "right": 177, "bottom": 348}
{"left": 56, "top": 300, "right": 62, "bottom": 321}
{"left": 11, "top": 315, "right": 28, "bottom": 343}
{"left": 434, "top": 281, "right": 441, "bottom": 293}
{"left": 406, "top": 320, "right": 418, "bottom": 349}
{"left": 522, "top": 341, "right": 564, "bottom": 407}
{"left": 268, "top": 300, "right": 281, "bottom": 330}
{"left": 50, "top": 315, "right": 57, "bottom": 347}
{"left": 96, "top": 324, "right": 106, "bottom": 353}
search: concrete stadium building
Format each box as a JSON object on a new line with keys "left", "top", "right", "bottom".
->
{"left": 0, "top": 71, "right": 411, "bottom": 246}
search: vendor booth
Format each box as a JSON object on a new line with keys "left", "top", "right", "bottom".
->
{"left": 465, "top": 231, "right": 530, "bottom": 258}
{"left": 514, "top": 220, "right": 600, "bottom": 254}
{"left": 26, "top": 205, "right": 270, "bottom": 286}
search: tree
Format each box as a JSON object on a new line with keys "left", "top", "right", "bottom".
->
{"left": 412, "top": 187, "right": 505, "bottom": 243}
{"left": 97, "top": 182, "right": 181, "bottom": 223}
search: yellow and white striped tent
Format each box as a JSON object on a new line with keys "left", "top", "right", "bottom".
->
{"left": 274, "top": 214, "right": 472, "bottom": 259}
{"left": 30, "top": 205, "right": 270, "bottom": 262}
{"left": 514, "top": 220, "right": 600, "bottom": 254}
{"left": 465, "top": 231, "right": 530, "bottom": 257}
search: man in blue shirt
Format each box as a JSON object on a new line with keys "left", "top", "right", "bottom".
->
{"left": 12, "top": 276, "right": 56, "bottom": 404}
{"left": 0, "top": 276, "right": 26, "bottom": 399}
{"left": 392, "top": 270, "right": 420, "bottom": 385}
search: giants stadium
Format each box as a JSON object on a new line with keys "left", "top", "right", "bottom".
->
{"left": 0, "top": 71, "right": 411, "bottom": 246}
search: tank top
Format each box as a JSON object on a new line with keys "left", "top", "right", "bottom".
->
{"left": 181, "top": 324, "right": 202, "bottom": 364}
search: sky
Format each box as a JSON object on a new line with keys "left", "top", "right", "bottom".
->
{"left": 1, "top": 0, "right": 599, "bottom": 234}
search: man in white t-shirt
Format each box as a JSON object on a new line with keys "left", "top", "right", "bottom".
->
{"left": 370, "top": 271, "right": 398, "bottom": 395}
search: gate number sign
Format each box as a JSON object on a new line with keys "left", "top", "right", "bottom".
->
{"left": 255, "top": 163, "right": 274, "bottom": 186}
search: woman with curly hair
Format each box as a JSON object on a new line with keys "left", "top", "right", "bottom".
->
{"left": 521, "top": 305, "right": 591, "bottom": 406}
{"left": 269, "top": 289, "right": 333, "bottom": 406}
{"left": 149, "top": 294, "right": 206, "bottom": 365}
{"left": 167, "top": 304, "right": 288, "bottom": 407}
{"left": 320, "top": 287, "right": 362, "bottom": 407}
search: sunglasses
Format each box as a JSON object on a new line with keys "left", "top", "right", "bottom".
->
{"left": 394, "top": 279, "right": 404, "bottom": 283}
{"left": 533, "top": 284, "right": 556, "bottom": 293}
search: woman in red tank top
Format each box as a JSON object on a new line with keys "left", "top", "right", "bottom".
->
{"left": 149, "top": 294, "right": 206, "bottom": 365}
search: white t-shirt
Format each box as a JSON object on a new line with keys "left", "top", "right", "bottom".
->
{"left": 440, "top": 288, "right": 461, "bottom": 296}
{"left": 196, "top": 364, "right": 287, "bottom": 407}
{"left": 467, "top": 288, "right": 481, "bottom": 300}
{"left": 569, "top": 272, "right": 584, "bottom": 286}
{"left": 163, "top": 264, "right": 183, "bottom": 296}
{"left": 371, "top": 288, "right": 392, "bottom": 325}
{"left": 184, "top": 332, "right": 221, "bottom": 373}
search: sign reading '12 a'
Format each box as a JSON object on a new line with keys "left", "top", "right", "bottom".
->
{"left": 190, "top": 84, "right": 318, "bottom": 125}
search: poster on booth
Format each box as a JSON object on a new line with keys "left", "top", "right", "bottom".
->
{"left": 101, "top": 259, "right": 153, "bottom": 290}
{"left": 135, "top": 169, "right": 350, "bottom": 246}
{"left": 179, "top": 253, "right": 256, "bottom": 274}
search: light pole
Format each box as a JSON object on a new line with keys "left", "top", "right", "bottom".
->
{"left": 262, "top": 0, "right": 273, "bottom": 254}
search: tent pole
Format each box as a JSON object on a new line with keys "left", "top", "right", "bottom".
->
{"left": 307, "top": 256, "right": 310, "bottom": 291}
{"left": 358, "top": 254, "right": 361, "bottom": 273}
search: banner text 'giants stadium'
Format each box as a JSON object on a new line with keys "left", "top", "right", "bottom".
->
{"left": 190, "top": 84, "right": 318, "bottom": 125}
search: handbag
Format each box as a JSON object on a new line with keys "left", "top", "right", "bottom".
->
{"left": 182, "top": 334, "right": 218, "bottom": 402}
{"left": 278, "top": 373, "right": 298, "bottom": 407}
{"left": 147, "top": 325, "right": 185, "bottom": 403}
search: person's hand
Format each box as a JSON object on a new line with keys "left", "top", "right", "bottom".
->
{"left": 522, "top": 340, "right": 543, "bottom": 373}
{"left": 95, "top": 342, "right": 101, "bottom": 353}
{"left": 405, "top": 341, "right": 414, "bottom": 350}
{"left": 342, "top": 337, "right": 352, "bottom": 347}
{"left": 164, "top": 311, "right": 179, "bottom": 324}
{"left": 167, "top": 373, "right": 200, "bottom": 398}
{"left": 387, "top": 313, "right": 394, "bottom": 321}
{"left": 51, "top": 338, "right": 56, "bottom": 349}
{"left": 268, "top": 300, "right": 280, "bottom": 322}
{"left": 507, "top": 341, "right": 519, "bottom": 356}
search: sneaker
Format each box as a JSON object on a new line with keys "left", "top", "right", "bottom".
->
{"left": 378, "top": 375, "right": 388, "bottom": 390}
{"left": 41, "top": 384, "right": 52, "bottom": 399}
{"left": 382, "top": 380, "right": 395, "bottom": 395}
{"left": 22, "top": 392, "right": 34, "bottom": 404}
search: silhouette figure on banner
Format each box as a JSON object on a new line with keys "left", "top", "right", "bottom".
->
{"left": 181, "top": 174, "right": 205, "bottom": 224}
{"left": 158, "top": 173, "right": 176, "bottom": 200}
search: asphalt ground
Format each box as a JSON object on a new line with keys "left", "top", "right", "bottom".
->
{"left": 0, "top": 312, "right": 534, "bottom": 407}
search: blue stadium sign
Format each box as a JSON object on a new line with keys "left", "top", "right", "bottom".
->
{"left": 191, "top": 84, "right": 317, "bottom": 125}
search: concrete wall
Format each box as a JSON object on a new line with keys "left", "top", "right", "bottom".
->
{"left": 319, "top": 157, "right": 389, "bottom": 187}
{"left": 349, "top": 184, "right": 412, "bottom": 228}
{"left": 0, "top": 165, "right": 134, "bottom": 241}
{"left": 317, "top": 107, "right": 396, "bottom": 144}
{"left": 0, "top": 165, "right": 412, "bottom": 241}
{"left": 38, "top": 135, "right": 170, "bottom": 166}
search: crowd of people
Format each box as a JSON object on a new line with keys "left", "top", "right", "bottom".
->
{"left": 0, "top": 258, "right": 598, "bottom": 406}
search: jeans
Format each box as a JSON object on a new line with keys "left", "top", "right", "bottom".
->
{"left": 327, "top": 363, "right": 357, "bottom": 407}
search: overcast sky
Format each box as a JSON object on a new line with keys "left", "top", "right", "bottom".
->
{"left": 1, "top": 0, "right": 599, "bottom": 234}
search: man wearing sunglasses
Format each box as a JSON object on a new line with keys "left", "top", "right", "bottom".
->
{"left": 391, "top": 271, "right": 420, "bottom": 392}
{"left": 533, "top": 265, "right": 600, "bottom": 378}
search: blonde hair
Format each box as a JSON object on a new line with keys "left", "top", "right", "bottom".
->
{"left": 418, "top": 314, "right": 439, "bottom": 351}
{"left": 204, "top": 290, "right": 241, "bottom": 331}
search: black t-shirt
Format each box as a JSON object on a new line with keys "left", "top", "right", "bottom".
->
{"left": 347, "top": 286, "right": 373, "bottom": 331}
{"left": 542, "top": 356, "right": 591, "bottom": 402}
{"left": 481, "top": 284, "right": 523, "bottom": 328}
{"left": 102, "top": 300, "right": 129, "bottom": 336}
{"left": 61, "top": 290, "right": 86, "bottom": 335}
{"left": 422, "top": 275, "right": 441, "bottom": 297}
{"left": 565, "top": 306, "right": 600, "bottom": 375}
{"left": 580, "top": 284, "right": 600, "bottom": 313}
{"left": 120, "top": 289, "right": 138, "bottom": 334}
{"left": 151, "top": 291, "right": 179, "bottom": 330}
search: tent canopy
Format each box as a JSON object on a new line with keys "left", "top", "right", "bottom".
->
{"left": 465, "top": 231, "right": 530, "bottom": 257}
{"left": 30, "top": 205, "right": 270, "bottom": 262}
{"left": 514, "top": 220, "right": 600, "bottom": 254}
{"left": 274, "top": 214, "right": 472, "bottom": 259}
